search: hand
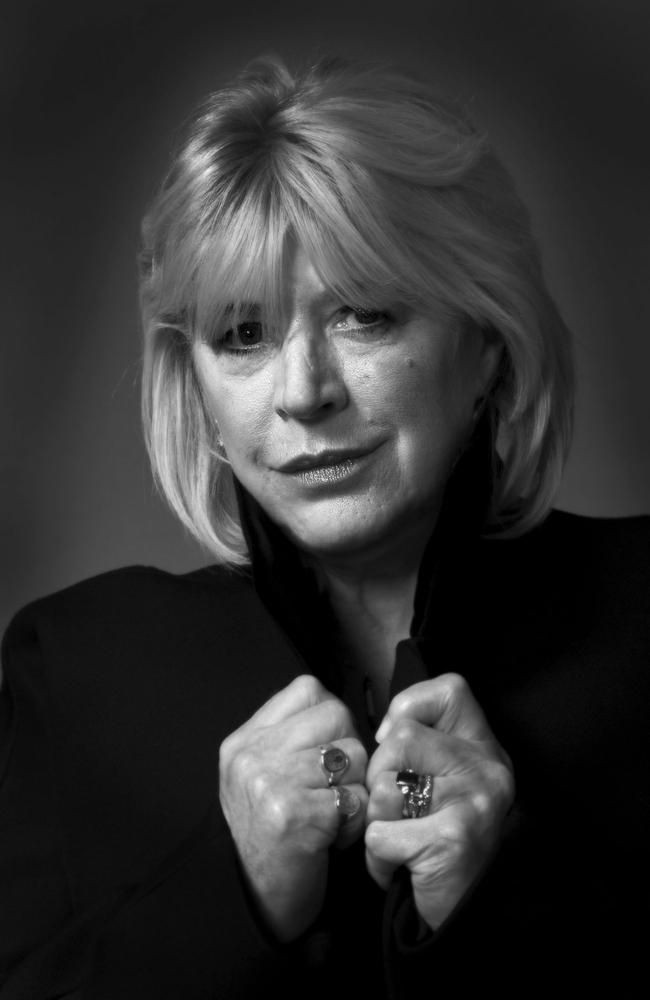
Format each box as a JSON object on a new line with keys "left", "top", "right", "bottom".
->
{"left": 365, "top": 674, "right": 514, "bottom": 931}
{"left": 219, "top": 674, "right": 368, "bottom": 942}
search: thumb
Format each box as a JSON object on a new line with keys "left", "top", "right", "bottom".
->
{"left": 364, "top": 819, "right": 403, "bottom": 890}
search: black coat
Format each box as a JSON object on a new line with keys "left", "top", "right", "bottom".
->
{"left": 1, "top": 499, "right": 649, "bottom": 999}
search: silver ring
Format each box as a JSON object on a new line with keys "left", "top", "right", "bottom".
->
{"left": 396, "top": 769, "right": 434, "bottom": 819}
{"left": 333, "top": 785, "right": 360, "bottom": 820}
{"left": 320, "top": 744, "right": 350, "bottom": 787}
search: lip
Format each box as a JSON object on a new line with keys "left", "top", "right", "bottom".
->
{"left": 276, "top": 444, "right": 381, "bottom": 474}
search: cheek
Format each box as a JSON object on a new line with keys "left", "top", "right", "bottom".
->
{"left": 394, "top": 354, "right": 475, "bottom": 458}
{"left": 208, "top": 382, "right": 271, "bottom": 462}
{"left": 398, "top": 352, "right": 463, "bottom": 417}
{"left": 350, "top": 351, "right": 454, "bottom": 433}
{"left": 192, "top": 345, "right": 275, "bottom": 467}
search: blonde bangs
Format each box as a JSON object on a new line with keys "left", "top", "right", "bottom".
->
{"left": 194, "top": 149, "right": 427, "bottom": 336}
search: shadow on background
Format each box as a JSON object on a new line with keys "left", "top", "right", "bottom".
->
{"left": 2, "top": 0, "right": 649, "bottom": 633}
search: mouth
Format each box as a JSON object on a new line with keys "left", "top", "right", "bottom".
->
{"left": 276, "top": 445, "right": 380, "bottom": 475}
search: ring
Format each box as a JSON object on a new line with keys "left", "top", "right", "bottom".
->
{"left": 396, "top": 769, "right": 434, "bottom": 819}
{"left": 333, "top": 785, "right": 360, "bottom": 820}
{"left": 320, "top": 744, "right": 350, "bottom": 786}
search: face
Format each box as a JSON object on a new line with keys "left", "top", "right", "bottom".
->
{"left": 192, "top": 246, "right": 500, "bottom": 565}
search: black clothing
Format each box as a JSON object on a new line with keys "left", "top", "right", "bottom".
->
{"left": 1, "top": 480, "right": 649, "bottom": 997}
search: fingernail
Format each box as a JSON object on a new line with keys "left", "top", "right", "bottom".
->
{"left": 336, "top": 787, "right": 361, "bottom": 818}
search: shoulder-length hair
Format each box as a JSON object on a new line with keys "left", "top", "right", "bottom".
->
{"left": 139, "top": 53, "right": 574, "bottom": 566}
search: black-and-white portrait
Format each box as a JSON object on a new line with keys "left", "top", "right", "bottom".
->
{"left": 1, "top": 2, "right": 648, "bottom": 997}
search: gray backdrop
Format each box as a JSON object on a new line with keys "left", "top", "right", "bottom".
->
{"left": 2, "top": 0, "right": 649, "bottom": 635}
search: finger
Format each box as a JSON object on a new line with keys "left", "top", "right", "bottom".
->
{"left": 367, "top": 769, "right": 493, "bottom": 825}
{"left": 366, "top": 809, "right": 490, "bottom": 929}
{"left": 288, "top": 782, "right": 367, "bottom": 847}
{"left": 296, "top": 738, "right": 368, "bottom": 789}
{"left": 364, "top": 846, "right": 397, "bottom": 891}
{"left": 332, "top": 782, "right": 369, "bottom": 850}
{"left": 366, "top": 768, "right": 441, "bottom": 824}
{"left": 366, "top": 769, "right": 404, "bottom": 824}
{"left": 365, "top": 816, "right": 433, "bottom": 887}
{"left": 221, "top": 715, "right": 365, "bottom": 800}
{"left": 367, "top": 719, "right": 477, "bottom": 787}
{"left": 246, "top": 674, "right": 335, "bottom": 728}
{"left": 367, "top": 793, "right": 509, "bottom": 875}
{"left": 279, "top": 697, "right": 359, "bottom": 752}
{"left": 375, "top": 674, "right": 495, "bottom": 744}
{"left": 242, "top": 782, "right": 362, "bottom": 850}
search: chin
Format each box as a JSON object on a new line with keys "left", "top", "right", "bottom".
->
{"left": 276, "top": 506, "right": 409, "bottom": 561}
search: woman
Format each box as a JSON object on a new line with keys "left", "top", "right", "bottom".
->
{"left": 1, "top": 54, "right": 647, "bottom": 999}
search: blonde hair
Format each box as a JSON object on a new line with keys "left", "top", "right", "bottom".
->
{"left": 140, "top": 53, "right": 574, "bottom": 566}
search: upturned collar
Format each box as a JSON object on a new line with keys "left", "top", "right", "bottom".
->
{"left": 233, "top": 416, "right": 494, "bottom": 694}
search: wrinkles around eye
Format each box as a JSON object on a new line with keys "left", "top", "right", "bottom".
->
{"left": 213, "top": 307, "right": 393, "bottom": 357}
{"left": 218, "top": 321, "right": 266, "bottom": 354}
{"left": 334, "top": 307, "right": 392, "bottom": 330}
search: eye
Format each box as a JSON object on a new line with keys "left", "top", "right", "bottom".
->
{"left": 351, "top": 308, "right": 386, "bottom": 325}
{"left": 222, "top": 321, "right": 264, "bottom": 352}
{"left": 336, "top": 307, "right": 391, "bottom": 329}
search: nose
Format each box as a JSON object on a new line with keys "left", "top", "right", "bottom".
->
{"left": 273, "top": 326, "right": 348, "bottom": 421}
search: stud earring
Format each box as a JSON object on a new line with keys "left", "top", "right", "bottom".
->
{"left": 213, "top": 424, "right": 231, "bottom": 465}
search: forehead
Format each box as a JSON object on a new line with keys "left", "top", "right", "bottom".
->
{"left": 283, "top": 246, "right": 338, "bottom": 307}
{"left": 189, "top": 210, "right": 425, "bottom": 342}
{"left": 238, "top": 246, "right": 396, "bottom": 323}
{"left": 213, "top": 241, "right": 383, "bottom": 329}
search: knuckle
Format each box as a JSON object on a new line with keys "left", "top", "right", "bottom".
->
{"left": 364, "top": 821, "right": 384, "bottom": 853}
{"left": 291, "top": 673, "right": 325, "bottom": 704}
{"left": 253, "top": 777, "right": 302, "bottom": 836}
{"left": 389, "top": 688, "right": 417, "bottom": 718}
{"left": 491, "top": 760, "right": 516, "bottom": 809}
{"left": 324, "top": 697, "right": 354, "bottom": 735}
{"left": 374, "top": 771, "right": 398, "bottom": 801}
{"left": 219, "top": 731, "right": 248, "bottom": 781}
{"left": 479, "top": 758, "right": 514, "bottom": 800}
{"left": 465, "top": 762, "right": 515, "bottom": 828}
{"left": 249, "top": 768, "right": 274, "bottom": 802}
{"left": 263, "top": 794, "right": 296, "bottom": 838}
{"left": 437, "top": 672, "right": 469, "bottom": 702}
{"left": 228, "top": 746, "right": 259, "bottom": 785}
{"left": 469, "top": 789, "right": 493, "bottom": 822}
{"left": 393, "top": 717, "right": 420, "bottom": 748}
{"left": 436, "top": 813, "right": 472, "bottom": 852}
{"left": 218, "top": 732, "right": 237, "bottom": 768}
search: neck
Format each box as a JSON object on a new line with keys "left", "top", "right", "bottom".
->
{"left": 317, "top": 549, "right": 419, "bottom": 640}
{"left": 308, "top": 514, "right": 438, "bottom": 712}
{"left": 316, "top": 505, "right": 437, "bottom": 607}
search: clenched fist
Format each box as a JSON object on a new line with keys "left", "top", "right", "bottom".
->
{"left": 219, "top": 675, "right": 369, "bottom": 941}
{"left": 365, "top": 674, "right": 514, "bottom": 930}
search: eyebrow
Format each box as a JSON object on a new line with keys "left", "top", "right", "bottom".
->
{"left": 223, "top": 302, "right": 262, "bottom": 318}
{"left": 224, "top": 292, "right": 340, "bottom": 318}
{"left": 222, "top": 288, "right": 391, "bottom": 323}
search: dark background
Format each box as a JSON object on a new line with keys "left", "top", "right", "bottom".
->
{"left": 2, "top": 0, "right": 649, "bottom": 635}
